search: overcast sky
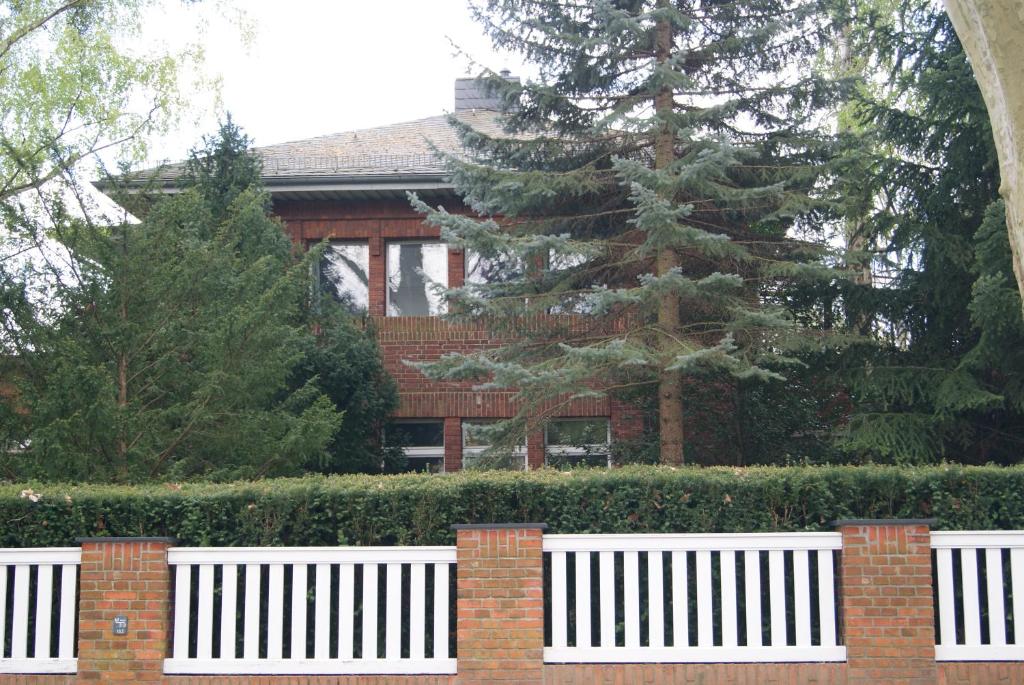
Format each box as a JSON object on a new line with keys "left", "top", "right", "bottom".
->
{"left": 140, "top": 0, "right": 530, "bottom": 164}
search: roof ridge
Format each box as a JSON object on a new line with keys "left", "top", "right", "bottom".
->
{"left": 255, "top": 112, "right": 456, "bottom": 151}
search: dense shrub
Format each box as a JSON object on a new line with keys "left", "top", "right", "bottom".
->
{"left": 2, "top": 465, "right": 1023, "bottom": 547}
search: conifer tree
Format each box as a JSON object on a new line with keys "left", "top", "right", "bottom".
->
{"left": 413, "top": 0, "right": 841, "bottom": 464}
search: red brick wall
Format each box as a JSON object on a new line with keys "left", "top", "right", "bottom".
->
{"left": 937, "top": 662, "right": 1024, "bottom": 683}
{"left": 545, "top": 663, "right": 847, "bottom": 683}
{"left": 837, "top": 520, "right": 937, "bottom": 684}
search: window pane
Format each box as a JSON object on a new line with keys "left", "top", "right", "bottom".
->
{"left": 462, "top": 421, "right": 493, "bottom": 448}
{"left": 548, "top": 249, "right": 595, "bottom": 314}
{"left": 465, "top": 250, "right": 526, "bottom": 285}
{"left": 546, "top": 418, "right": 609, "bottom": 447}
{"left": 387, "top": 242, "right": 447, "bottom": 316}
{"left": 320, "top": 242, "right": 369, "bottom": 313}
{"left": 385, "top": 420, "right": 444, "bottom": 448}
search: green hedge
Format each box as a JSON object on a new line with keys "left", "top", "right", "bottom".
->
{"left": 2, "top": 465, "right": 1023, "bottom": 547}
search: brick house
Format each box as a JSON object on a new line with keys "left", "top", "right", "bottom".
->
{"left": 131, "top": 78, "right": 643, "bottom": 473}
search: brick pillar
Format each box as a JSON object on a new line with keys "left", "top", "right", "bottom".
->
{"left": 526, "top": 430, "right": 544, "bottom": 470}
{"left": 453, "top": 523, "right": 546, "bottom": 685}
{"left": 445, "top": 416, "right": 463, "bottom": 472}
{"left": 76, "top": 537, "right": 174, "bottom": 683}
{"left": 836, "top": 519, "right": 937, "bottom": 685}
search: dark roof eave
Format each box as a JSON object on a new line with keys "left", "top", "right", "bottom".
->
{"left": 98, "top": 172, "right": 455, "bottom": 197}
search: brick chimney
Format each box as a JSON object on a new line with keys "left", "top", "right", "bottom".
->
{"left": 454, "top": 69, "right": 519, "bottom": 111}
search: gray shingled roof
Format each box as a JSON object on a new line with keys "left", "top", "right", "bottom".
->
{"left": 138, "top": 110, "right": 504, "bottom": 187}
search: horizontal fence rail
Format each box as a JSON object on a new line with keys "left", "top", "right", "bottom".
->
{"left": 165, "top": 547, "right": 456, "bottom": 675}
{"left": 932, "top": 531, "right": 1024, "bottom": 661}
{"left": 0, "top": 548, "right": 80, "bottom": 674}
{"left": 543, "top": 533, "right": 845, "bottom": 663}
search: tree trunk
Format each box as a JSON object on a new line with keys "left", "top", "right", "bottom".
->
{"left": 654, "top": 2, "right": 685, "bottom": 465}
{"left": 943, "top": 0, "right": 1024, "bottom": 316}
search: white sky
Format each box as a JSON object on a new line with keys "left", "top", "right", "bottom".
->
{"left": 140, "top": 0, "right": 530, "bottom": 165}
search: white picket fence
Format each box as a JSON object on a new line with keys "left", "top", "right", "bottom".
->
{"left": 543, "top": 533, "right": 845, "bottom": 663}
{"left": 0, "top": 548, "right": 80, "bottom": 674}
{"left": 164, "top": 546, "right": 456, "bottom": 675}
{"left": 933, "top": 531, "right": 1024, "bottom": 661}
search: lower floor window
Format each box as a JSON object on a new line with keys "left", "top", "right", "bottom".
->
{"left": 384, "top": 420, "right": 444, "bottom": 473}
{"left": 545, "top": 417, "right": 610, "bottom": 467}
{"left": 462, "top": 420, "right": 526, "bottom": 470}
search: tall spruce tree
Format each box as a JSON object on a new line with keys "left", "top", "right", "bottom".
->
{"left": 413, "top": 0, "right": 842, "bottom": 464}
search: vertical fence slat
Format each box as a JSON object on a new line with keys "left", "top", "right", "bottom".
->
{"left": 648, "top": 551, "right": 664, "bottom": 649}
{"left": 33, "top": 564, "right": 53, "bottom": 659}
{"left": 986, "top": 548, "right": 1007, "bottom": 646}
{"left": 339, "top": 563, "right": 355, "bottom": 660}
{"left": 961, "top": 549, "right": 981, "bottom": 647}
{"left": 672, "top": 551, "right": 688, "bottom": 648}
{"left": 362, "top": 563, "right": 378, "bottom": 660}
{"left": 551, "top": 551, "right": 567, "bottom": 648}
{"left": 410, "top": 563, "right": 426, "bottom": 660}
{"left": 720, "top": 550, "right": 737, "bottom": 648}
{"left": 173, "top": 564, "right": 191, "bottom": 660}
{"left": 599, "top": 551, "right": 615, "bottom": 648}
{"left": 267, "top": 564, "right": 284, "bottom": 660}
{"left": 58, "top": 564, "right": 76, "bottom": 660}
{"left": 314, "top": 563, "right": 330, "bottom": 660}
{"left": 385, "top": 563, "right": 401, "bottom": 660}
{"left": 936, "top": 547, "right": 956, "bottom": 646}
{"left": 220, "top": 564, "right": 237, "bottom": 660}
{"left": 433, "top": 563, "right": 449, "bottom": 660}
{"left": 1013, "top": 549, "right": 1024, "bottom": 652}
{"left": 817, "top": 550, "right": 836, "bottom": 648}
{"left": 196, "top": 564, "right": 214, "bottom": 660}
{"left": 696, "top": 550, "right": 712, "bottom": 647}
{"left": 744, "top": 550, "right": 762, "bottom": 648}
{"left": 11, "top": 565, "right": 29, "bottom": 658}
{"left": 623, "top": 551, "right": 640, "bottom": 648}
{"left": 575, "top": 552, "right": 591, "bottom": 649}
{"left": 793, "top": 550, "right": 811, "bottom": 647}
{"left": 243, "top": 564, "right": 260, "bottom": 661}
{"left": 291, "top": 564, "right": 307, "bottom": 659}
{"left": 769, "top": 550, "right": 786, "bottom": 647}
{"left": 0, "top": 566, "right": 7, "bottom": 660}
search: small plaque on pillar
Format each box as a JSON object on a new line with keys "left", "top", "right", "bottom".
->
{"left": 112, "top": 615, "right": 128, "bottom": 635}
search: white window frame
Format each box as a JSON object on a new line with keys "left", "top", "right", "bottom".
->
{"left": 385, "top": 420, "right": 445, "bottom": 472}
{"left": 385, "top": 240, "right": 448, "bottom": 317}
{"left": 544, "top": 417, "right": 612, "bottom": 466}
{"left": 461, "top": 420, "right": 527, "bottom": 470}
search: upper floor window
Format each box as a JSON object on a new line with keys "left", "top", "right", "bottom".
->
{"left": 545, "top": 417, "right": 610, "bottom": 467}
{"left": 320, "top": 241, "right": 369, "bottom": 314}
{"left": 462, "top": 420, "right": 526, "bottom": 470}
{"left": 387, "top": 241, "right": 447, "bottom": 316}
{"left": 465, "top": 250, "right": 527, "bottom": 286}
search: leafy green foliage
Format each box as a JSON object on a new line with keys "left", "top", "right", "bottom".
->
{"left": 2, "top": 464, "right": 1022, "bottom": 547}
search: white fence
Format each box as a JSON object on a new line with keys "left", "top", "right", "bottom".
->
{"left": 165, "top": 546, "right": 456, "bottom": 675}
{"left": 0, "top": 548, "right": 80, "bottom": 674}
{"left": 543, "top": 533, "right": 845, "bottom": 663}
{"left": 933, "top": 531, "right": 1024, "bottom": 661}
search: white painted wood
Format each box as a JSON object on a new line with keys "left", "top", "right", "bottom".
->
{"left": 543, "top": 645, "right": 847, "bottom": 664}
{"left": 931, "top": 531, "right": 1024, "bottom": 549}
{"left": 720, "top": 550, "right": 737, "bottom": 648}
{"left": 744, "top": 550, "right": 762, "bottom": 648}
{"left": 362, "top": 563, "right": 378, "bottom": 660}
{"left": 551, "top": 551, "right": 567, "bottom": 648}
{"left": 410, "top": 563, "right": 426, "bottom": 660}
{"left": 291, "top": 564, "right": 307, "bottom": 659}
{"left": 267, "top": 564, "right": 284, "bottom": 660}
{"left": 623, "top": 551, "right": 640, "bottom": 649}
{"left": 0, "top": 658, "right": 78, "bottom": 674}
{"left": 1013, "top": 549, "right": 1024, "bottom": 650}
{"left": 433, "top": 563, "right": 449, "bottom": 660}
{"left": 168, "top": 547, "right": 456, "bottom": 564}
{"left": 243, "top": 564, "right": 260, "bottom": 661}
{"left": 961, "top": 549, "right": 982, "bottom": 647}
{"left": 696, "top": 550, "right": 712, "bottom": 647}
{"left": 543, "top": 533, "right": 842, "bottom": 553}
{"left": 385, "top": 563, "right": 401, "bottom": 660}
{"left": 936, "top": 644, "right": 1024, "bottom": 661}
{"left": 314, "top": 563, "right": 330, "bottom": 660}
{"left": 0, "top": 565, "right": 7, "bottom": 662}
{"left": 58, "top": 564, "right": 76, "bottom": 660}
{"left": 768, "top": 550, "right": 786, "bottom": 647}
{"left": 34, "top": 564, "right": 53, "bottom": 659}
{"left": 575, "top": 551, "right": 591, "bottom": 648}
{"left": 671, "top": 551, "right": 688, "bottom": 648}
{"left": 11, "top": 565, "right": 29, "bottom": 658}
{"left": 163, "top": 657, "right": 458, "bottom": 675}
{"left": 936, "top": 547, "right": 956, "bottom": 646}
{"left": 339, "top": 564, "right": 355, "bottom": 660}
{"left": 793, "top": 550, "right": 811, "bottom": 648}
{"left": 0, "top": 549, "right": 81, "bottom": 564}
{"left": 648, "top": 551, "right": 664, "bottom": 649}
{"left": 599, "top": 551, "right": 615, "bottom": 647}
{"left": 986, "top": 548, "right": 1007, "bottom": 646}
{"left": 220, "top": 564, "right": 237, "bottom": 660}
{"left": 196, "top": 564, "right": 214, "bottom": 660}
{"left": 172, "top": 564, "right": 191, "bottom": 660}
{"left": 817, "top": 550, "right": 836, "bottom": 648}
